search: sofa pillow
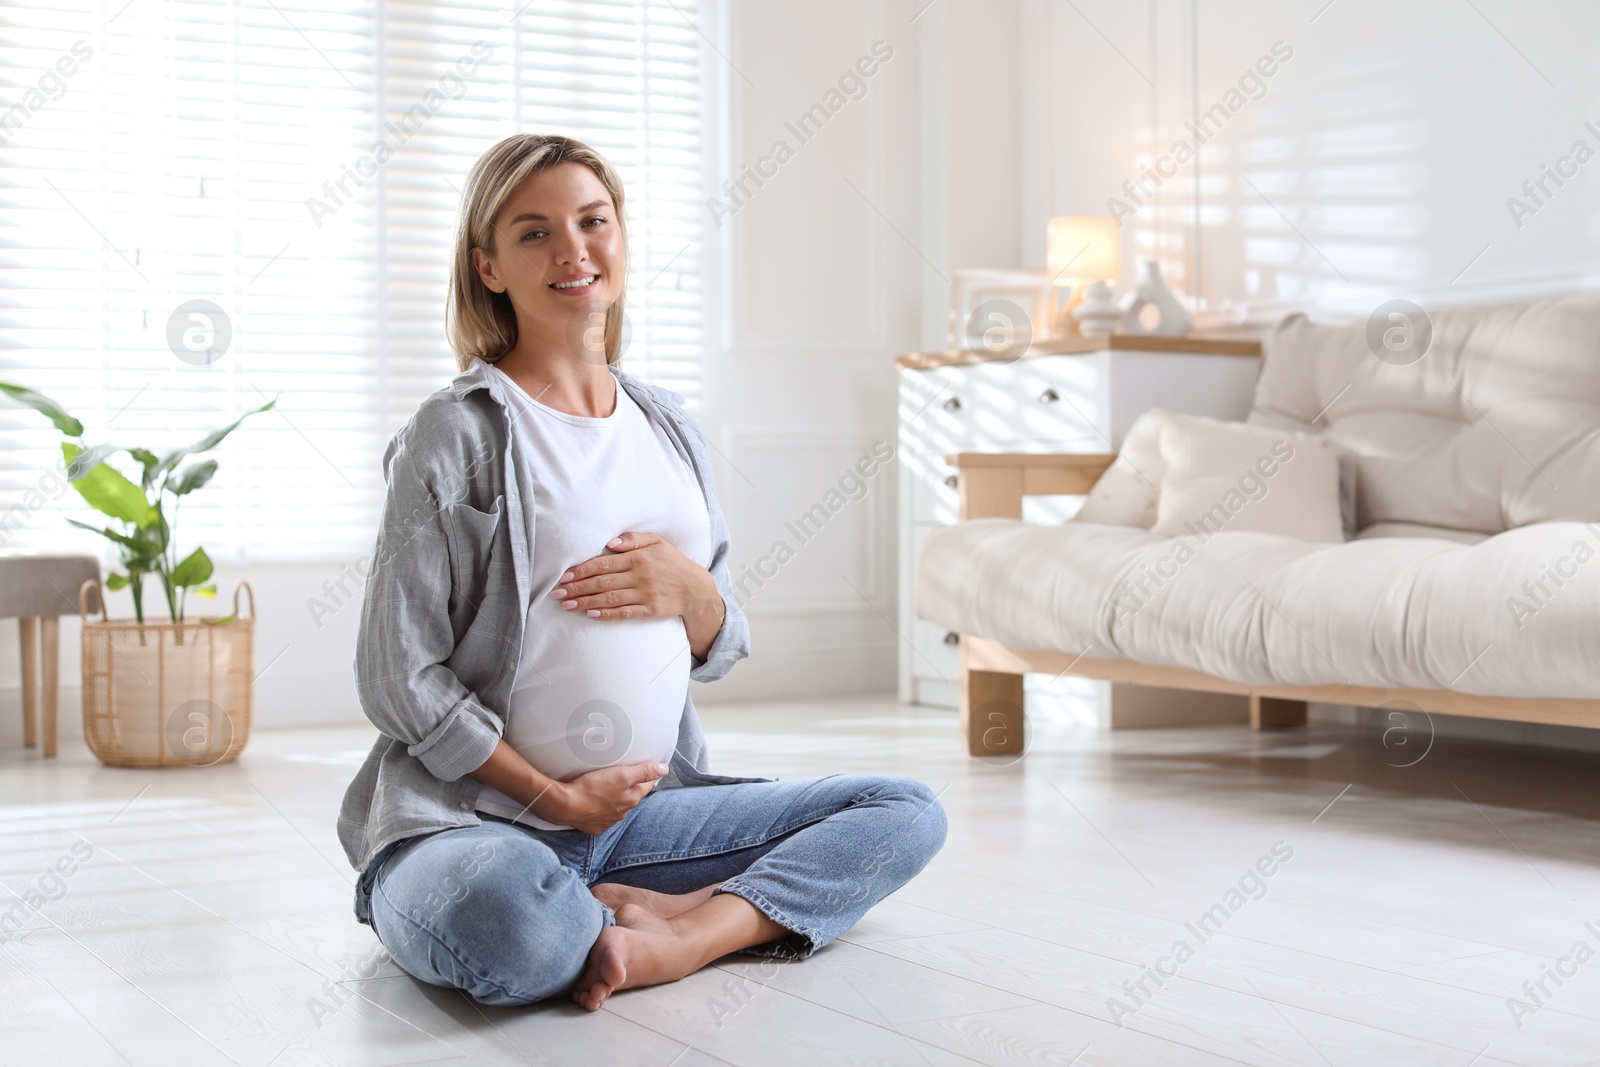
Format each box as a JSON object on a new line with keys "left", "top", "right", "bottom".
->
{"left": 1150, "top": 411, "right": 1344, "bottom": 543}
{"left": 1247, "top": 408, "right": 1360, "bottom": 538}
{"left": 1071, "top": 408, "right": 1166, "bottom": 527}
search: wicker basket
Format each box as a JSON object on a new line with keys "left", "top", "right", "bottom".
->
{"left": 78, "top": 579, "right": 256, "bottom": 768}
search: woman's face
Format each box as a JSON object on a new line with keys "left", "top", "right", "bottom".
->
{"left": 472, "top": 161, "right": 623, "bottom": 361}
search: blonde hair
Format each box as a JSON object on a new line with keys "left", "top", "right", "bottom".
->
{"left": 447, "top": 134, "right": 628, "bottom": 373}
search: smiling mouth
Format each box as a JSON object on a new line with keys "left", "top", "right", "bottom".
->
{"left": 550, "top": 274, "right": 600, "bottom": 292}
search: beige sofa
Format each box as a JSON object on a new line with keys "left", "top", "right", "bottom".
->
{"left": 917, "top": 292, "right": 1600, "bottom": 756}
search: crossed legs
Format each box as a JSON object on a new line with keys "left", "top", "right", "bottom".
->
{"left": 367, "top": 774, "right": 946, "bottom": 1008}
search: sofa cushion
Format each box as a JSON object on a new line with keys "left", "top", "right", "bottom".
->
{"left": 1249, "top": 293, "right": 1600, "bottom": 536}
{"left": 1071, "top": 408, "right": 1164, "bottom": 528}
{"left": 1072, "top": 407, "right": 1359, "bottom": 537}
{"left": 916, "top": 518, "right": 1600, "bottom": 699}
{"left": 1149, "top": 411, "right": 1344, "bottom": 543}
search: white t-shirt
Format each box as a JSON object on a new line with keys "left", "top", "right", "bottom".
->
{"left": 474, "top": 364, "right": 711, "bottom": 830}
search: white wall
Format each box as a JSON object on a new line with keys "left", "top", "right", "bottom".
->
{"left": 692, "top": 0, "right": 909, "bottom": 701}
{"left": 694, "top": 0, "right": 1025, "bottom": 701}
{"left": 916, "top": 0, "right": 1024, "bottom": 347}
{"left": 1021, "top": 0, "right": 1600, "bottom": 321}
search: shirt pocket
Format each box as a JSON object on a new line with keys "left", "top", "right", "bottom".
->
{"left": 441, "top": 496, "right": 506, "bottom": 609}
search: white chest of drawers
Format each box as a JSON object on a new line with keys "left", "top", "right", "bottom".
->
{"left": 895, "top": 335, "right": 1263, "bottom": 709}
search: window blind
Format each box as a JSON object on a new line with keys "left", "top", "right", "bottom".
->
{"left": 0, "top": 0, "right": 706, "bottom": 566}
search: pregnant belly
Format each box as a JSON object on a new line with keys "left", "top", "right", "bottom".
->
{"left": 498, "top": 610, "right": 690, "bottom": 784}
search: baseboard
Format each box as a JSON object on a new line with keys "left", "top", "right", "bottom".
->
{"left": 911, "top": 676, "right": 957, "bottom": 709}
{"left": 692, "top": 641, "right": 897, "bottom": 703}
{"left": 0, "top": 671, "right": 367, "bottom": 751}
{"left": 908, "top": 672, "right": 1103, "bottom": 727}
{"left": 1, "top": 644, "right": 905, "bottom": 751}
{"left": 0, "top": 686, "right": 86, "bottom": 749}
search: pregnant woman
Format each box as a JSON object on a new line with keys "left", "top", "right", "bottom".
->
{"left": 337, "top": 133, "right": 946, "bottom": 1010}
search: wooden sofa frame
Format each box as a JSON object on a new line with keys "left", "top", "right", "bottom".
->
{"left": 950, "top": 451, "right": 1600, "bottom": 757}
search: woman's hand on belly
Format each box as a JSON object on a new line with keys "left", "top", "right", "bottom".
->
{"left": 549, "top": 532, "right": 726, "bottom": 661}
{"left": 551, "top": 760, "right": 671, "bottom": 835}
{"left": 470, "top": 741, "right": 669, "bottom": 834}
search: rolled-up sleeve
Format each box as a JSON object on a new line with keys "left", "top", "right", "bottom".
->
{"left": 352, "top": 433, "right": 503, "bottom": 782}
{"left": 691, "top": 590, "right": 749, "bottom": 683}
{"left": 404, "top": 695, "right": 502, "bottom": 782}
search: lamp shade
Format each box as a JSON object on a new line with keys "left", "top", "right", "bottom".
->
{"left": 1046, "top": 215, "right": 1120, "bottom": 286}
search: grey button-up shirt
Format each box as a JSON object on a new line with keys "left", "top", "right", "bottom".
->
{"left": 337, "top": 356, "right": 764, "bottom": 914}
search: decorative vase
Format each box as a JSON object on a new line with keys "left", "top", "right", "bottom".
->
{"left": 78, "top": 579, "right": 256, "bottom": 768}
{"left": 1072, "top": 281, "right": 1122, "bottom": 336}
{"left": 1119, "top": 260, "right": 1194, "bottom": 337}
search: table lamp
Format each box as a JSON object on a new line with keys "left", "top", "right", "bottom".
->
{"left": 1046, "top": 215, "right": 1121, "bottom": 337}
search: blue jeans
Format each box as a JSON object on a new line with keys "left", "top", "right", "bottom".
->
{"left": 361, "top": 773, "right": 947, "bottom": 1006}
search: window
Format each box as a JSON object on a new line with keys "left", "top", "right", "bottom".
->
{"left": 0, "top": 0, "right": 706, "bottom": 565}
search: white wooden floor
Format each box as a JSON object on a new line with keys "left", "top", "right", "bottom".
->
{"left": 5, "top": 696, "right": 1600, "bottom": 1067}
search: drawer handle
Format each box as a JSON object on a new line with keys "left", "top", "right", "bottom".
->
{"left": 943, "top": 631, "right": 960, "bottom": 646}
{"left": 943, "top": 474, "right": 958, "bottom": 489}
{"left": 943, "top": 396, "right": 962, "bottom": 412}
{"left": 1038, "top": 387, "right": 1060, "bottom": 404}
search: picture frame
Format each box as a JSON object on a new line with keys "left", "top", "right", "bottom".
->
{"left": 949, "top": 268, "right": 1056, "bottom": 352}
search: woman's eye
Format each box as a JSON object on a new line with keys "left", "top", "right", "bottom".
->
{"left": 521, "top": 229, "right": 546, "bottom": 241}
{"left": 583, "top": 216, "right": 607, "bottom": 228}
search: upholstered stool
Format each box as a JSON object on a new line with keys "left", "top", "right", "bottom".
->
{"left": 0, "top": 551, "right": 101, "bottom": 757}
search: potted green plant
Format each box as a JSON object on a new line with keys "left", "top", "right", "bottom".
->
{"left": 1, "top": 379, "right": 277, "bottom": 766}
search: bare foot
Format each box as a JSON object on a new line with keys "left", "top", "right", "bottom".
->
{"left": 590, "top": 881, "right": 721, "bottom": 919}
{"left": 571, "top": 903, "right": 699, "bottom": 1012}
